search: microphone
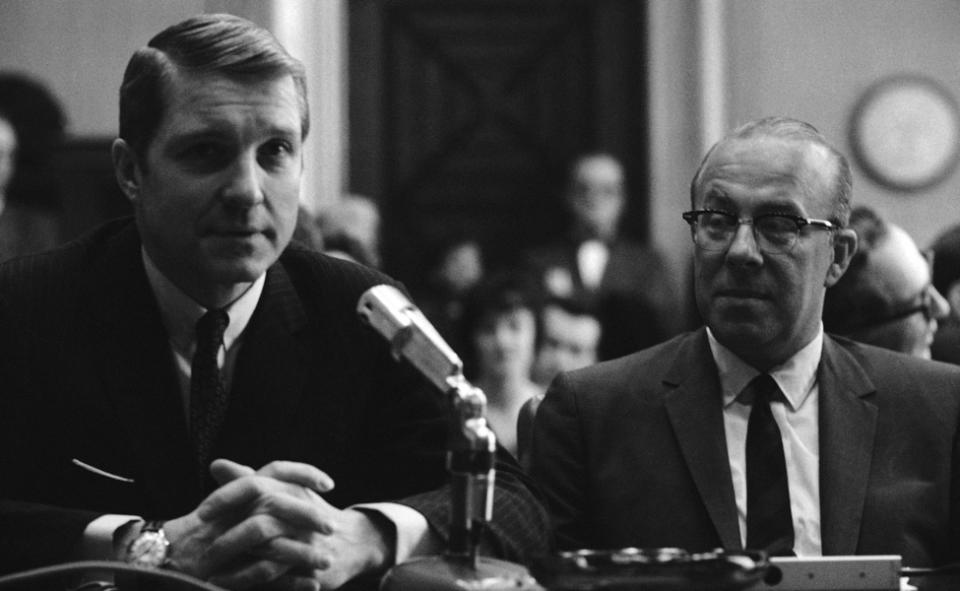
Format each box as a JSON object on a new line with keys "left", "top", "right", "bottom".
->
{"left": 357, "top": 284, "right": 464, "bottom": 393}
{"left": 357, "top": 285, "right": 540, "bottom": 590}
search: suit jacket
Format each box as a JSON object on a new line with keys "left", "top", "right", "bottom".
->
{"left": 523, "top": 238, "right": 683, "bottom": 359}
{"left": 530, "top": 328, "right": 960, "bottom": 567}
{"left": 0, "top": 218, "right": 549, "bottom": 576}
{"left": 0, "top": 202, "right": 61, "bottom": 262}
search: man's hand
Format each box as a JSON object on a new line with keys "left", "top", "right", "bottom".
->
{"left": 192, "top": 459, "right": 396, "bottom": 590}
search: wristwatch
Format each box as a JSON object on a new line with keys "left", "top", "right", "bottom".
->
{"left": 125, "top": 520, "right": 170, "bottom": 568}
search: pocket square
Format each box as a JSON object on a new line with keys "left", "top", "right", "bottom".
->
{"left": 71, "top": 458, "right": 135, "bottom": 483}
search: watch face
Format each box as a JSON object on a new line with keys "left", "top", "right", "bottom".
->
{"left": 128, "top": 531, "right": 169, "bottom": 568}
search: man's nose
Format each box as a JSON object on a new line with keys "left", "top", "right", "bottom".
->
{"left": 725, "top": 221, "right": 763, "bottom": 263}
{"left": 221, "top": 154, "right": 265, "bottom": 207}
{"left": 930, "top": 286, "right": 951, "bottom": 320}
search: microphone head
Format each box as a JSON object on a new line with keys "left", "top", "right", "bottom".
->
{"left": 358, "top": 284, "right": 464, "bottom": 392}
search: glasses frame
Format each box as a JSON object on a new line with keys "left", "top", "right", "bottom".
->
{"left": 843, "top": 284, "right": 938, "bottom": 333}
{"left": 681, "top": 208, "right": 837, "bottom": 254}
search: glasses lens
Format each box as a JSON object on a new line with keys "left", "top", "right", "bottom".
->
{"left": 694, "top": 211, "right": 736, "bottom": 250}
{"left": 754, "top": 215, "right": 800, "bottom": 254}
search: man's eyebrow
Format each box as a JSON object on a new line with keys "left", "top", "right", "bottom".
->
{"left": 167, "top": 129, "right": 228, "bottom": 145}
{"left": 701, "top": 188, "right": 733, "bottom": 206}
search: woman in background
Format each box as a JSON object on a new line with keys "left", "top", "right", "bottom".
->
{"left": 459, "top": 271, "right": 543, "bottom": 456}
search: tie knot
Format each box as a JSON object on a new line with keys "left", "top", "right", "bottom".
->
{"left": 196, "top": 309, "right": 230, "bottom": 345}
{"left": 740, "top": 374, "right": 781, "bottom": 406}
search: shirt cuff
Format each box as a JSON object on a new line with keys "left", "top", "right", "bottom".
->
{"left": 77, "top": 514, "right": 143, "bottom": 560}
{"left": 352, "top": 502, "right": 443, "bottom": 563}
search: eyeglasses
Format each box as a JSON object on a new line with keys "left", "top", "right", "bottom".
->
{"left": 682, "top": 209, "right": 837, "bottom": 254}
{"left": 856, "top": 284, "right": 941, "bottom": 331}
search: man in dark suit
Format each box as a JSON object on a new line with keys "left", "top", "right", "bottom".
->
{"left": 530, "top": 117, "right": 960, "bottom": 567}
{"left": 524, "top": 152, "right": 682, "bottom": 359}
{"left": 0, "top": 13, "right": 548, "bottom": 590}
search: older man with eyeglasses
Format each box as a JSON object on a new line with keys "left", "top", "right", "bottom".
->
{"left": 529, "top": 116, "right": 960, "bottom": 569}
{"left": 823, "top": 205, "right": 950, "bottom": 358}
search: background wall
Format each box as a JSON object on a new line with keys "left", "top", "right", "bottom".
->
{"left": 724, "top": 0, "right": 960, "bottom": 250}
{"left": 0, "top": 1, "right": 204, "bottom": 137}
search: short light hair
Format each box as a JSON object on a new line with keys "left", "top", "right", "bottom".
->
{"left": 689, "top": 116, "right": 852, "bottom": 227}
{"left": 118, "top": 13, "right": 309, "bottom": 160}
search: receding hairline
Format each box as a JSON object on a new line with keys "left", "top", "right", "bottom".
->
{"left": 690, "top": 125, "right": 852, "bottom": 225}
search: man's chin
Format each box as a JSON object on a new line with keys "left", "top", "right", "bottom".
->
{"left": 205, "top": 254, "right": 275, "bottom": 285}
{"left": 708, "top": 319, "right": 773, "bottom": 352}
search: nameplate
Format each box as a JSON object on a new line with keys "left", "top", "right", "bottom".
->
{"left": 755, "top": 555, "right": 901, "bottom": 591}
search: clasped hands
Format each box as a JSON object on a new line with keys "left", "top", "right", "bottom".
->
{"left": 161, "top": 459, "right": 396, "bottom": 590}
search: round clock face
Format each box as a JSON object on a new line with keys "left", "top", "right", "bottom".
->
{"left": 850, "top": 75, "right": 960, "bottom": 192}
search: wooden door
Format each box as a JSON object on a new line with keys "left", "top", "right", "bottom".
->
{"left": 349, "top": 0, "right": 647, "bottom": 290}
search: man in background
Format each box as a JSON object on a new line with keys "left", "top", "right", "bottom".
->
{"left": 0, "top": 73, "right": 65, "bottom": 260}
{"left": 823, "top": 205, "right": 949, "bottom": 358}
{"left": 930, "top": 222, "right": 960, "bottom": 365}
{"left": 530, "top": 116, "right": 960, "bottom": 566}
{"left": 517, "top": 295, "right": 601, "bottom": 467}
{"left": 524, "top": 152, "right": 681, "bottom": 359}
{"left": 0, "top": 13, "right": 548, "bottom": 590}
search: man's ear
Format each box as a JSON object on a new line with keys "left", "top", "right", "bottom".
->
{"left": 824, "top": 228, "right": 857, "bottom": 288}
{"left": 111, "top": 138, "right": 141, "bottom": 204}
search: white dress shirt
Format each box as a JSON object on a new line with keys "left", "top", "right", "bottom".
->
{"left": 707, "top": 326, "right": 823, "bottom": 557}
{"left": 577, "top": 239, "right": 609, "bottom": 290}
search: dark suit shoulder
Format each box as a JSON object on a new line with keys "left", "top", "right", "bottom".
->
{"left": 548, "top": 330, "right": 698, "bottom": 414}
{"left": 826, "top": 334, "right": 960, "bottom": 410}
{"left": 277, "top": 243, "right": 404, "bottom": 310}
{"left": 0, "top": 217, "right": 133, "bottom": 313}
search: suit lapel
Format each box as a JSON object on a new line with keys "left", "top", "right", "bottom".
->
{"left": 817, "top": 336, "right": 877, "bottom": 555}
{"left": 663, "top": 330, "right": 742, "bottom": 550}
{"left": 82, "top": 223, "right": 201, "bottom": 512}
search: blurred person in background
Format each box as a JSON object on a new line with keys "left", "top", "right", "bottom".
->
{"left": 290, "top": 203, "right": 325, "bottom": 251}
{"left": 524, "top": 152, "right": 681, "bottom": 360}
{"left": 0, "top": 73, "right": 65, "bottom": 260}
{"left": 930, "top": 221, "right": 960, "bottom": 365}
{"left": 317, "top": 193, "right": 381, "bottom": 268}
{"left": 460, "top": 271, "right": 542, "bottom": 456}
{"left": 531, "top": 295, "right": 602, "bottom": 387}
{"left": 415, "top": 232, "right": 486, "bottom": 354}
{"left": 517, "top": 294, "right": 601, "bottom": 467}
{"left": 823, "top": 206, "right": 949, "bottom": 358}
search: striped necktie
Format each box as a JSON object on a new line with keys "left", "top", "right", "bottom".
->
{"left": 190, "top": 309, "right": 230, "bottom": 486}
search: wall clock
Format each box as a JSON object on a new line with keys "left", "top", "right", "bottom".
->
{"left": 849, "top": 74, "right": 960, "bottom": 192}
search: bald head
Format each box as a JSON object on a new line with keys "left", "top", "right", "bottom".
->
{"left": 824, "top": 207, "right": 949, "bottom": 358}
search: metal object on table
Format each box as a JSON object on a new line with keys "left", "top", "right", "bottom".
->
{"left": 529, "top": 547, "right": 770, "bottom": 591}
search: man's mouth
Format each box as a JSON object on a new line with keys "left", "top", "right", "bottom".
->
{"left": 716, "top": 288, "right": 768, "bottom": 300}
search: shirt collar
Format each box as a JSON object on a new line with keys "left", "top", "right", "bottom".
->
{"left": 707, "top": 325, "right": 823, "bottom": 411}
{"left": 142, "top": 249, "right": 266, "bottom": 356}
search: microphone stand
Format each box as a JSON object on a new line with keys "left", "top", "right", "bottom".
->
{"left": 358, "top": 286, "right": 540, "bottom": 590}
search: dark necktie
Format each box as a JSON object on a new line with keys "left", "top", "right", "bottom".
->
{"left": 190, "top": 309, "right": 230, "bottom": 482}
{"left": 744, "top": 374, "right": 795, "bottom": 556}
